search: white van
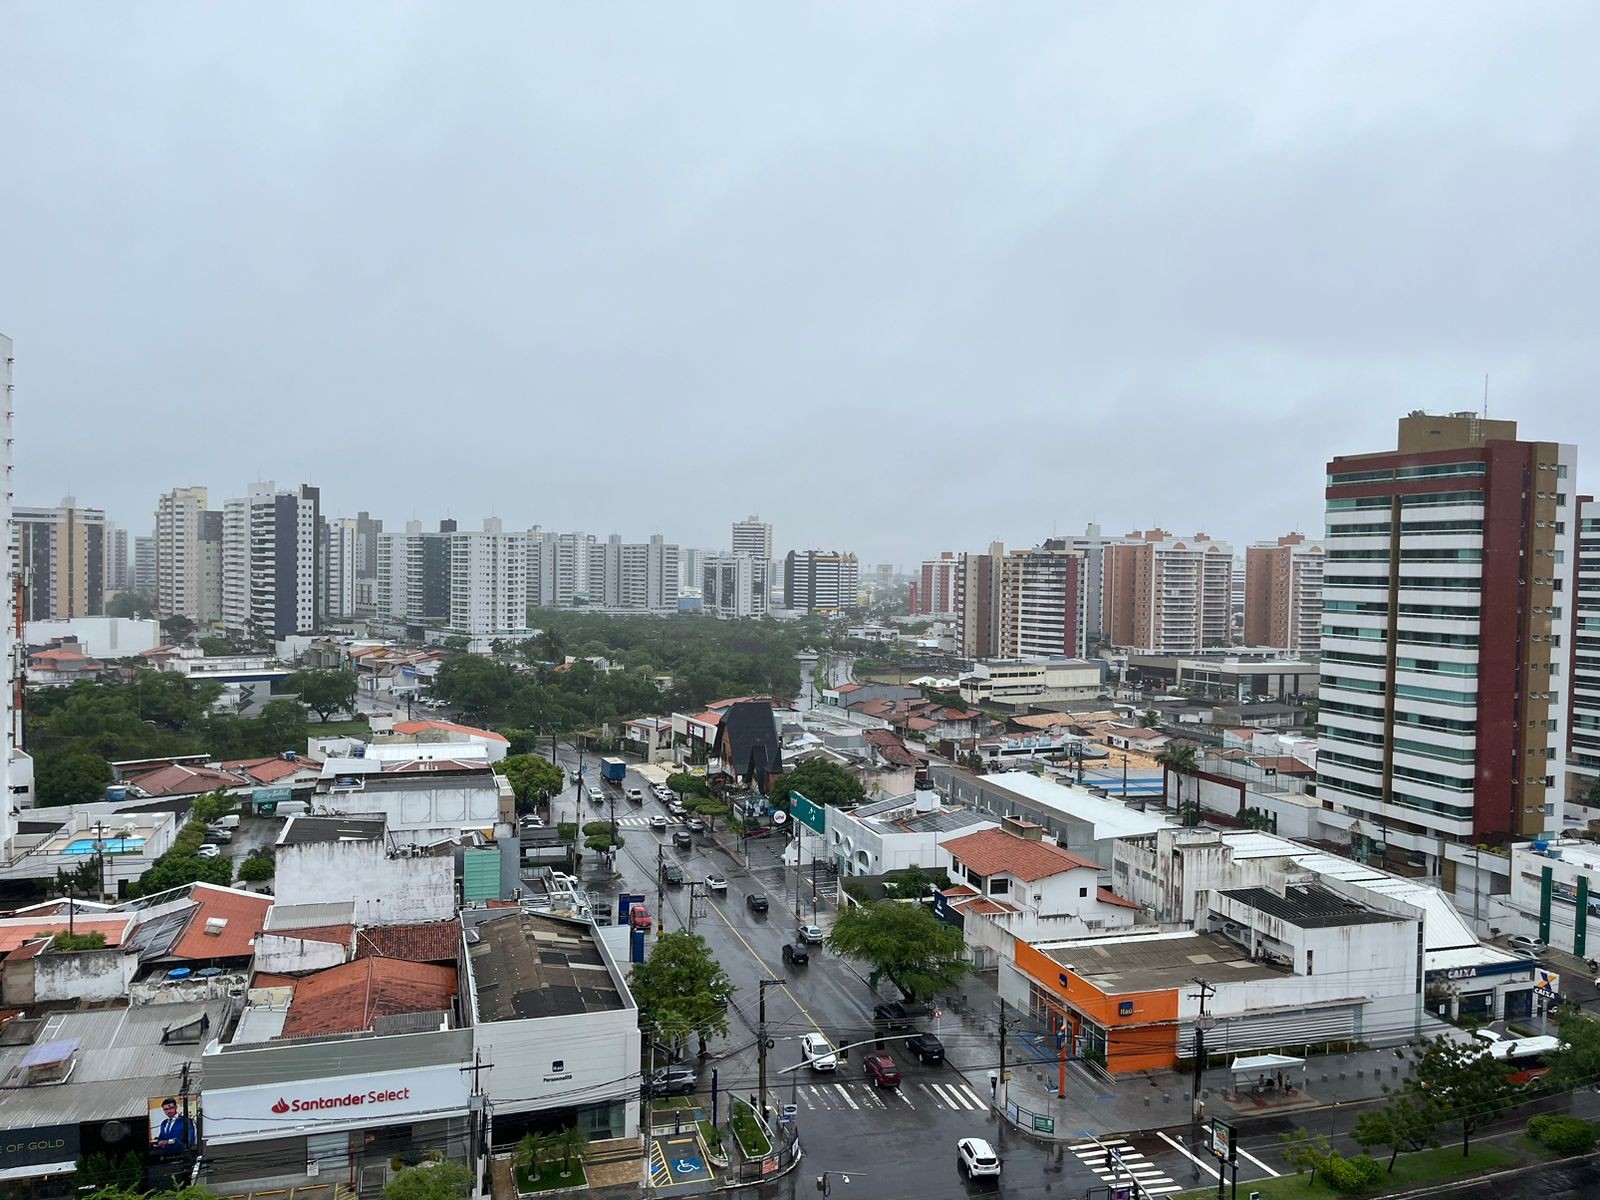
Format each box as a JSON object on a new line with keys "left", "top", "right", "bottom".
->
{"left": 277, "top": 800, "right": 311, "bottom": 818}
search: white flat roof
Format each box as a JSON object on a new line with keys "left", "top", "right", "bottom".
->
{"left": 979, "top": 772, "right": 1174, "bottom": 840}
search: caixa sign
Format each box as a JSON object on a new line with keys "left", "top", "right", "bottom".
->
{"left": 204, "top": 1064, "right": 472, "bottom": 1139}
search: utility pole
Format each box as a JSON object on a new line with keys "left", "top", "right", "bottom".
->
{"left": 460, "top": 1048, "right": 494, "bottom": 1186}
{"left": 757, "top": 979, "right": 782, "bottom": 1120}
{"left": 656, "top": 841, "right": 666, "bottom": 931}
{"left": 995, "top": 998, "right": 1020, "bottom": 1110}
{"left": 1190, "top": 978, "right": 1216, "bottom": 1146}
{"left": 687, "top": 882, "right": 700, "bottom": 934}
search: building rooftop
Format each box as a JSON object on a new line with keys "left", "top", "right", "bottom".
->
{"left": 894, "top": 809, "right": 993, "bottom": 835}
{"left": 280, "top": 958, "right": 458, "bottom": 1038}
{"left": 1042, "top": 930, "right": 1284, "bottom": 994}
{"left": 1220, "top": 884, "right": 1403, "bottom": 928}
{"left": 943, "top": 828, "right": 1100, "bottom": 881}
{"left": 356, "top": 920, "right": 462, "bottom": 964}
{"left": 391, "top": 719, "right": 509, "bottom": 743}
{"left": 166, "top": 884, "right": 274, "bottom": 961}
{"left": 466, "top": 910, "right": 625, "bottom": 1022}
{"left": 978, "top": 771, "right": 1175, "bottom": 840}
{"left": 0, "top": 916, "right": 133, "bottom": 954}
{"left": 279, "top": 815, "right": 387, "bottom": 845}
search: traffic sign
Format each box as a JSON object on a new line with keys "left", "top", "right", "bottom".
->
{"left": 790, "top": 790, "right": 826, "bottom": 834}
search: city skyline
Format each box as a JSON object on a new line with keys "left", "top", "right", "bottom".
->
{"left": 6, "top": 5, "right": 1600, "bottom": 565}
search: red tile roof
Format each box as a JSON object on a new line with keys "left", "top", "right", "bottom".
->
{"left": 941, "top": 885, "right": 979, "bottom": 898}
{"left": 689, "top": 711, "right": 724, "bottom": 727}
{"left": 354, "top": 921, "right": 461, "bottom": 964}
{"left": 1097, "top": 888, "right": 1141, "bottom": 911}
{"left": 863, "top": 728, "right": 920, "bottom": 768}
{"left": 280, "top": 958, "right": 458, "bottom": 1037}
{"left": 123, "top": 762, "right": 246, "bottom": 798}
{"left": 0, "top": 918, "right": 132, "bottom": 954}
{"left": 31, "top": 648, "right": 94, "bottom": 663}
{"left": 943, "top": 829, "right": 1100, "bottom": 881}
{"left": 833, "top": 684, "right": 863, "bottom": 694}
{"left": 1117, "top": 727, "right": 1167, "bottom": 741}
{"left": 169, "top": 885, "right": 273, "bottom": 960}
{"left": 222, "top": 756, "right": 307, "bottom": 784}
{"left": 1249, "top": 756, "right": 1316, "bottom": 775}
{"left": 392, "top": 720, "right": 509, "bottom": 743}
{"left": 960, "top": 897, "right": 1016, "bottom": 916}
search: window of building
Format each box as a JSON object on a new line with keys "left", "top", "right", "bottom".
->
{"left": 988, "top": 876, "right": 1010, "bottom": 896}
{"left": 1079, "top": 887, "right": 1089, "bottom": 898}
{"left": 1307, "top": 950, "right": 1314, "bottom": 976}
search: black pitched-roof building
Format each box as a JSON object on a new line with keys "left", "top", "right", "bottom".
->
{"left": 714, "top": 701, "right": 783, "bottom": 790}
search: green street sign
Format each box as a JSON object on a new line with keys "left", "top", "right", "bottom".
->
{"left": 1032, "top": 1114, "right": 1055, "bottom": 1134}
{"left": 789, "top": 790, "right": 825, "bottom": 834}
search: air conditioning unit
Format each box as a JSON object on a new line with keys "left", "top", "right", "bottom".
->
{"left": 203, "top": 918, "right": 229, "bottom": 937}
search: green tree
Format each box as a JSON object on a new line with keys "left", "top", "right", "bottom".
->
{"left": 198, "top": 635, "right": 239, "bottom": 657}
{"left": 238, "top": 855, "right": 275, "bottom": 883}
{"left": 495, "top": 755, "right": 566, "bottom": 811}
{"left": 582, "top": 820, "right": 621, "bottom": 853}
{"left": 629, "top": 931, "right": 734, "bottom": 1058}
{"left": 255, "top": 698, "right": 309, "bottom": 752}
{"left": 54, "top": 857, "right": 104, "bottom": 897}
{"left": 550, "top": 1126, "right": 587, "bottom": 1178}
{"left": 136, "top": 849, "right": 234, "bottom": 897}
{"left": 283, "top": 670, "right": 359, "bottom": 722}
{"left": 106, "top": 592, "right": 154, "bottom": 620}
{"left": 827, "top": 900, "right": 971, "bottom": 1002}
{"left": 1279, "top": 1129, "right": 1333, "bottom": 1184}
{"left": 771, "top": 758, "right": 865, "bottom": 810}
{"left": 382, "top": 1161, "right": 472, "bottom": 1200}
{"left": 665, "top": 771, "right": 711, "bottom": 799}
{"left": 516, "top": 1131, "right": 549, "bottom": 1175}
{"left": 160, "top": 614, "right": 196, "bottom": 644}
{"left": 1545, "top": 1008, "right": 1600, "bottom": 1093}
{"left": 1404, "top": 1033, "right": 1515, "bottom": 1157}
{"left": 1157, "top": 741, "right": 1200, "bottom": 825}
{"left": 1352, "top": 1092, "right": 1441, "bottom": 1171}
{"left": 189, "top": 790, "right": 235, "bottom": 826}
{"left": 38, "top": 750, "right": 113, "bottom": 807}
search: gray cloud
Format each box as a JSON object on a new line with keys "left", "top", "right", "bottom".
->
{"left": 5, "top": 2, "right": 1598, "bottom": 565}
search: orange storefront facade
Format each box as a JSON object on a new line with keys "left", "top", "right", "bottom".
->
{"left": 1012, "top": 940, "right": 1180, "bottom": 1074}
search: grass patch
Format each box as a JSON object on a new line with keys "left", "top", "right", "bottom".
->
{"left": 309, "top": 717, "right": 371, "bottom": 735}
{"left": 515, "top": 1160, "right": 588, "bottom": 1194}
{"left": 729, "top": 1098, "right": 771, "bottom": 1157}
{"left": 699, "top": 1119, "right": 725, "bottom": 1157}
{"left": 1177, "top": 1144, "right": 1517, "bottom": 1200}
{"left": 654, "top": 1094, "right": 694, "bottom": 1111}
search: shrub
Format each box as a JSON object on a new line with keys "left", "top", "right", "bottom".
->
{"left": 1323, "top": 1152, "right": 1385, "bottom": 1193}
{"left": 1528, "top": 1114, "right": 1596, "bottom": 1154}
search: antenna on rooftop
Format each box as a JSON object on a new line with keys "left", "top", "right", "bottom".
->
{"left": 1483, "top": 373, "right": 1489, "bottom": 419}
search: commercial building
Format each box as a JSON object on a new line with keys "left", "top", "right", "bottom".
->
{"left": 14, "top": 496, "right": 107, "bottom": 620}
{"left": 24, "top": 616, "right": 161, "bottom": 661}
{"left": 915, "top": 552, "right": 960, "bottom": 616}
{"left": 1317, "top": 413, "right": 1577, "bottom": 876}
{"left": 221, "top": 482, "right": 323, "bottom": 639}
{"left": 703, "top": 552, "right": 768, "bottom": 619}
{"left": 1243, "top": 533, "right": 1325, "bottom": 653}
{"left": 784, "top": 550, "right": 859, "bottom": 613}
{"left": 154, "top": 485, "right": 219, "bottom": 621}
{"left": 822, "top": 792, "right": 996, "bottom": 878}
{"left": 957, "top": 542, "right": 1004, "bottom": 658}
{"left": 999, "top": 545, "right": 1086, "bottom": 659}
{"left": 959, "top": 658, "right": 1103, "bottom": 708}
{"left": 1101, "top": 530, "right": 1234, "bottom": 653}
{"left": 1119, "top": 650, "right": 1321, "bottom": 703}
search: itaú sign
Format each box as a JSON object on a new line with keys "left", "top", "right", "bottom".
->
{"left": 204, "top": 1064, "right": 471, "bottom": 1139}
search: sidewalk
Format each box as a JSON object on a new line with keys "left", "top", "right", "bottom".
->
{"left": 938, "top": 970, "right": 1441, "bottom": 1140}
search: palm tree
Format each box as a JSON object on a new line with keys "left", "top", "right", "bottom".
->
{"left": 1157, "top": 741, "right": 1200, "bottom": 826}
{"left": 552, "top": 1126, "right": 587, "bottom": 1178}
{"left": 515, "top": 1132, "right": 548, "bottom": 1180}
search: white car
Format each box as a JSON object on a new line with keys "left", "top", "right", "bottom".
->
{"left": 649, "top": 814, "right": 670, "bottom": 830}
{"left": 705, "top": 873, "right": 728, "bottom": 893}
{"left": 626, "top": 787, "right": 644, "bottom": 801}
{"left": 801, "top": 1033, "right": 837, "bottom": 1071}
{"left": 588, "top": 787, "right": 604, "bottom": 803}
{"left": 195, "top": 844, "right": 222, "bottom": 859}
{"left": 957, "top": 1138, "right": 1001, "bottom": 1178}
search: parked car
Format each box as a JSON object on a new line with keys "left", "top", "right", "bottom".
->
{"left": 643, "top": 1066, "right": 697, "bottom": 1097}
{"left": 797, "top": 924, "right": 825, "bottom": 944}
{"left": 746, "top": 893, "right": 769, "bottom": 914}
{"left": 905, "top": 1032, "right": 946, "bottom": 1065}
{"left": 800, "top": 1033, "right": 837, "bottom": 1071}
{"left": 195, "top": 844, "right": 222, "bottom": 859}
{"left": 668, "top": 801, "right": 687, "bottom": 818}
{"left": 957, "top": 1138, "right": 1001, "bottom": 1178}
{"left": 673, "top": 830, "right": 693, "bottom": 850}
{"left": 705, "top": 873, "right": 727, "bottom": 893}
{"left": 649, "top": 814, "right": 670, "bottom": 830}
{"left": 211, "top": 814, "right": 241, "bottom": 830}
{"left": 782, "top": 942, "right": 810, "bottom": 967}
{"left": 863, "top": 1053, "right": 901, "bottom": 1088}
{"left": 629, "top": 904, "right": 653, "bottom": 931}
{"left": 874, "top": 1002, "right": 921, "bottom": 1031}
{"left": 204, "top": 825, "right": 234, "bottom": 842}
{"left": 1509, "top": 935, "right": 1547, "bottom": 954}
{"left": 661, "top": 864, "right": 685, "bottom": 886}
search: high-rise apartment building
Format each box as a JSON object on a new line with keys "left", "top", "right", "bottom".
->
{"left": 732, "top": 515, "right": 773, "bottom": 563}
{"left": 132, "top": 535, "right": 156, "bottom": 597}
{"left": 103, "top": 523, "right": 129, "bottom": 593}
{"left": 703, "top": 552, "right": 769, "bottom": 619}
{"left": 957, "top": 543, "right": 1004, "bottom": 659}
{"left": 1573, "top": 497, "right": 1600, "bottom": 810}
{"left": 526, "top": 530, "right": 596, "bottom": 607}
{"left": 196, "top": 508, "right": 223, "bottom": 624}
{"left": 1243, "top": 533, "right": 1326, "bottom": 653}
{"left": 3, "top": 335, "right": 15, "bottom": 847}
{"left": 998, "top": 546, "right": 1087, "bottom": 659}
{"left": 449, "top": 518, "right": 528, "bottom": 641}
{"left": 14, "top": 497, "right": 107, "bottom": 620}
{"left": 352, "top": 511, "right": 383, "bottom": 614}
{"left": 915, "top": 553, "right": 960, "bottom": 615}
{"left": 588, "top": 534, "right": 679, "bottom": 611}
{"left": 1317, "top": 413, "right": 1576, "bottom": 872}
{"left": 1045, "top": 524, "right": 1115, "bottom": 645}
{"left": 154, "top": 486, "right": 216, "bottom": 621}
{"left": 784, "top": 550, "right": 859, "bottom": 613}
{"left": 1101, "top": 530, "right": 1234, "bottom": 652}
{"left": 376, "top": 520, "right": 456, "bottom": 626}
{"left": 220, "top": 482, "right": 322, "bottom": 639}
{"left": 324, "top": 517, "right": 359, "bottom": 620}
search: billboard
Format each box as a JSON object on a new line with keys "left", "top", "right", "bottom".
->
{"left": 203, "top": 1063, "right": 471, "bottom": 1140}
{"left": 149, "top": 1095, "right": 197, "bottom": 1156}
{"left": 1210, "top": 1117, "right": 1235, "bottom": 1163}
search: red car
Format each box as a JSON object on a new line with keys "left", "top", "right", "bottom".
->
{"left": 629, "top": 904, "right": 653, "bottom": 931}
{"left": 863, "top": 1052, "right": 901, "bottom": 1088}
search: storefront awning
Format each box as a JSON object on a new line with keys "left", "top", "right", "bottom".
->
{"left": 1229, "top": 1053, "right": 1305, "bottom": 1075}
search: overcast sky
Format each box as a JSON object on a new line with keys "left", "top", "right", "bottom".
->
{"left": 5, "top": 3, "right": 1599, "bottom": 567}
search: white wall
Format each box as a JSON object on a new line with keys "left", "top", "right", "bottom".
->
{"left": 24, "top": 616, "right": 161, "bottom": 659}
{"left": 275, "top": 840, "right": 455, "bottom": 925}
{"left": 475, "top": 1005, "right": 640, "bottom": 1137}
{"left": 34, "top": 947, "right": 139, "bottom": 1001}
{"left": 255, "top": 931, "right": 352, "bottom": 975}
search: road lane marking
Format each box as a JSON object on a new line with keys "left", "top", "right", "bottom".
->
{"left": 1157, "top": 1131, "right": 1219, "bottom": 1180}
{"left": 1236, "top": 1147, "right": 1280, "bottom": 1177}
{"left": 957, "top": 1084, "right": 985, "bottom": 1109}
{"left": 833, "top": 1084, "right": 858, "bottom": 1110}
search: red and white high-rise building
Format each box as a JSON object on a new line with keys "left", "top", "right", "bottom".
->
{"left": 915, "top": 553, "right": 959, "bottom": 615}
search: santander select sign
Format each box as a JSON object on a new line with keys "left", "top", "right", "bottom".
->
{"left": 206, "top": 1066, "right": 470, "bottom": 1139}
{"left": 270, "top": 1086, "right": 413, "bottom": 1114}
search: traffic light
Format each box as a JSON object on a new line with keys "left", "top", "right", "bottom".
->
{"left": 1105, "top": 1150, "right": 1114, "bottom": 1171}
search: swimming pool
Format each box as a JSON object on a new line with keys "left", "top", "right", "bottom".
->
{"left": 64, "top": 837, "right": 144, "bottom": 854}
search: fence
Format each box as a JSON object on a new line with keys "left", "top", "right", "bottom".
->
{"left": 1003, "top": 1098, "right": 1057, "bottom": 1136}
{"left": 731, "top": 1121, "right": 802, "bottom": 1184}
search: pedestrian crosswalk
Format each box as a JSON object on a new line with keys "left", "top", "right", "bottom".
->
{"left": 788, "top": 1079, "right": 987, "bottom": 1113}
{"left": 1068, "top": 1137, "right": 1181, "bottom": 1196}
